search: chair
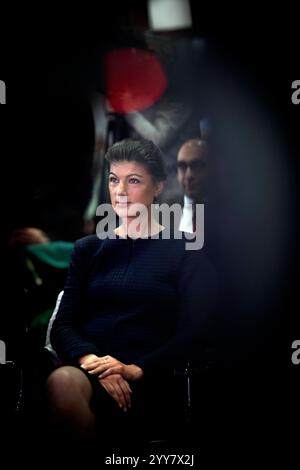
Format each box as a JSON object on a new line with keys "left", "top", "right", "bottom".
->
{"left": 44, "top": 290, "right": 64, "bottom": 366}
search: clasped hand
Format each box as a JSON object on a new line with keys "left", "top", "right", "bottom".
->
{"left": 79, "top": 354, "right": 143, "bottom": 411}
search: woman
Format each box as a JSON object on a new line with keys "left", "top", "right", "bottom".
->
{"left": 46, "top": 138, "right": 216, "bottom": 446}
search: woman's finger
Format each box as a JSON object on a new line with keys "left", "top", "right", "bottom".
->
{"left": 84, "top": 363, "right": 113, "bottom": 375}
{"left": 81, "top": 357, "right": 121, "bottom": 372}
{"left": 99, "top": 366, "right": 122, "bottom": 378}
{"left": 100, "top": 380, "right": 125, "bottom": 408}
{"left": 107, "top": 381, "right": 127, "bottom": 409}
{"left": 118, "top": 379, "right": 132, "bottom": 408}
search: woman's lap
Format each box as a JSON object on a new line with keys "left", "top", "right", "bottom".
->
{"left": 85, "top": 370, "right": 177, "bottom": 441}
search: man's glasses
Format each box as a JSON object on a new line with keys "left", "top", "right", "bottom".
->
{"left": 177, "top": 160, "right": 206, "bottom": 172}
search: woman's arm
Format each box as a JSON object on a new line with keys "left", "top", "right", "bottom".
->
{"left": 50, "top": 238, "right": 103, "bottom": 363}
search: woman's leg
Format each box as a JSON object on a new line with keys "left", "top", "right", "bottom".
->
{"left": 46, "top": 366, "right": 96, "bottom": 441}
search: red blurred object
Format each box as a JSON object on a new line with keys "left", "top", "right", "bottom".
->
{"left": 104, "top": 48, "right": 168, "bottom": 113}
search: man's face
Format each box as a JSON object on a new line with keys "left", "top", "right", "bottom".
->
{"left": 177, "top": 143, "right": 208, "bottom": 202}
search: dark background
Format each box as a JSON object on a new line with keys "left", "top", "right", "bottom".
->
{"left": 1, "top": 6, "right": 299, "bottom": 361}
{"left": 0, "top": 2, "right": 299, "bottom": 462}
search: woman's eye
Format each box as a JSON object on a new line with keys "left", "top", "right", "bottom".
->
{"left": 109, "top": 176, "right": 118, "bottom": 184}
{"left": 128, "top": 178, "right": 140, "bottom": 184}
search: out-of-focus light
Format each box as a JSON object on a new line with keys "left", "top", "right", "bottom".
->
{"left": 104, "top": 48, "right": 167, "bottom": 113}
{"left": 148, "top": 0, "right": 192, "bottom": 31}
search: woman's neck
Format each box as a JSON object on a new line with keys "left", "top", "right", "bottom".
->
{"left": 115, "top": 217, "right": 164, "bottom": 239}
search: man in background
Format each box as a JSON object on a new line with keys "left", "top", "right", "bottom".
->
{"left": 177, "top": 138, "right": 208, "bottom": 233}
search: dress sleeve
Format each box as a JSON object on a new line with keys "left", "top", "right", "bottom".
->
{"left": 50, "top": 239, "right": 102, "bottom": 363}
{"left": 134, "top": 249, "right": 218, "bottom": 374}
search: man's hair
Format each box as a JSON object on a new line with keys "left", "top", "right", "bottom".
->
{"left": 105, "top": 138, "right": 167, "bottom": 182}
{"left": 178, "top": 138, "right": 208, "bottom": 155}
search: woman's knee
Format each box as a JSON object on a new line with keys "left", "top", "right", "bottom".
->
{"left": 46, "top": 366, "right": 92, "bottom": 410}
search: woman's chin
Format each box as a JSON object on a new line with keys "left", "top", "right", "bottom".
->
{"left": 115, "top": 206, "right": 142, "bottom": 219}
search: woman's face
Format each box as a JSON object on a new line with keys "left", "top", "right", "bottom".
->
{"left": 108, "top": 161, "right": 163, "bottom": 219}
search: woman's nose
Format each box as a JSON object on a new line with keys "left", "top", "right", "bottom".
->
{"left": 116, "top": 181, "right": 127, "bottom": 195}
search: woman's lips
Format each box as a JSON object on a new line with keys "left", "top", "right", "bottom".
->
{"left": 115, "top": 202, "right": 131, "bottom": 209}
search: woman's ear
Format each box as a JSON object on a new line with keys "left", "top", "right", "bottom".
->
{"left": 155, "top": 181, "right": 164, "bottom": 198}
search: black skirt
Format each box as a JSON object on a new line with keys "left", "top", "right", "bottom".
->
{"left": 81, "top": 366, "right": 178, "bottom": 444}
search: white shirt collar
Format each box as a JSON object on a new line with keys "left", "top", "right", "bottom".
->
{"left": 179, "top": 195, "right": 194, "bottom": 233}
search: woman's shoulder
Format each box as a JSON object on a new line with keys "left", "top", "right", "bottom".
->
{"left": 71, "top": 235, "right": 112, "bottom": 269}
{"left": 74, "top": 234, "right": 106, "bottom": 253}
{"left": 161, "top": 229, "right": 203, "bottom": 251}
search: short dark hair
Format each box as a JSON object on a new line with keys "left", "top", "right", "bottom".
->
{"left": 105, "top": 138, "right": 167, "bottom": 182}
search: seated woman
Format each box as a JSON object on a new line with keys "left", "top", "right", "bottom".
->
{"left": 46, "top": 138, "right": 216, "bottom": 447}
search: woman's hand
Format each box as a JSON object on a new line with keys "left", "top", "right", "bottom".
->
{"left": 78, "top": 353, "right": 99, "bottom": 367}
{"left": 80, "top": 355, "right": 143, "bottom": 382}
{"left": 79, "top": 355, "right": 134, "bottom": 409}
{"left": 80, "top": 354, "right": 119, "bottom": 374}
{"left": 99, "top": 374, "right": 132, "bottom": 411}
{"left": 100, "top": 363, "right": 143, "bottom": 382}
{"left": 9, "top": 227, "right": 50, "bottom": 246}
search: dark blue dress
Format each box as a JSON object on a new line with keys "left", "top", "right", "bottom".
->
{"left": 51, "top": 231, "right": 217, "bottom": 374}
{"left": 50, "top": 230, "right": 217, "bottom": 440}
